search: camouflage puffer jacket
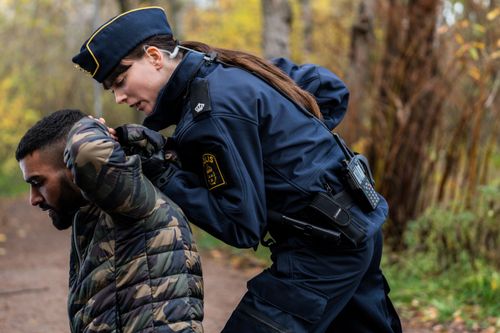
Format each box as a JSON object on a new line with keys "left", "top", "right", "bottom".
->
{"left": 64, "top": 118, "right": 203, "bottom": 333}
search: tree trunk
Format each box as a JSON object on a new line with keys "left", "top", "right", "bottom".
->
{"left": 300, "top": 0, "right": 313, "bottom": 58}
{"left": 93, "top": 0, "right": 103, "bottom": 118}
{"left": 373, "top": 0, "right": 441, "bottom": 250}
{"left": 262, "top": 0, "right": 292, "bottom": 59}
{"left": 115, "top": 0, "right": 143, "bottom": 124}
{"left": 116, "top": 0, "right": 139, "bottom": 13}
{"left": 345, "top": 0, "right": 375, "bottom": 144}
{"left": 168, "top": 0, "right": 187, "bottom": 40}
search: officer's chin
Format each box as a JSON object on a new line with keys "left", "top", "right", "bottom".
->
{"left": 49, "top": 210, "right": 74, "bottom": 230}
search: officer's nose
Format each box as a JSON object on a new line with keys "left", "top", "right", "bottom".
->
{"left": 30, "top": 187, "right": 43, "bottom": 207}
{"left": 114, "top": 89, "right": 127, "bottom": 105}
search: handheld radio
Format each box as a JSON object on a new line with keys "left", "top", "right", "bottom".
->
{"left": 333, "top": 134, "right": 380, "bottom": 211}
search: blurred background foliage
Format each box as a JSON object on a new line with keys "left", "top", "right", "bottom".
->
{"left": 0, "top": 0, "right": 498, "bottom": 330}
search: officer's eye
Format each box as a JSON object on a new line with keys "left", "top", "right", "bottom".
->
{"left": 110, "top": 78, "right": 125, "bottom": 95}
{"left": 115, "top": 76, "right": 126, "bottom": 88}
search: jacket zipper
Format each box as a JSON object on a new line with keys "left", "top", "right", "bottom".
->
{"left": 72, "top": 211, "right": 82, "bottom": 272}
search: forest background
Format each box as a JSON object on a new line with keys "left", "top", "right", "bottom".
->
{"left": 0, "top": 0, "right": 498, "bottom": 331}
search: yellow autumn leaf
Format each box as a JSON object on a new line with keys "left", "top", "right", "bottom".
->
{"left": 472, "top": 42, "right": 485, "bottom": 49}
{"left": 491, "top": 51, "right": 500, "bottom": 60}
{"left": 0, "top": 233, "right": 6, "bottom": 242}
{"left": 473, "top": 23, "right": 485, "bottom": 34}
{"left": 486, "top": 7, "right": 500, "bottom": 21}
{"left": 455, "top": 33, "right": 465, "bottom": 45}
{"left": 0, "top": 77, "right": 40, "bottom": 177}
{"left": 468, "top": 66, "right": 481, "bottom": 81}
{"left": 209, "top": 249, "right": 223, "bottom": 259}
{"left": 423, "top": 306, "right": 439, "bottom": 321}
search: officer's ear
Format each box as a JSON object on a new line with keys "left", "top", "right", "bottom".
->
{"left": 144, "top": 46, "right": 164, "bottom": 70}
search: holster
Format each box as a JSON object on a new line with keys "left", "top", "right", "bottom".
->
{"left": 267, "top": 210, "right": 342, "bottom": 245}
{"left": 267, "top": 191, "right": 371, "bottom": 247}
{"left": 306, "top": 191, "right": 367, "bottom": 246}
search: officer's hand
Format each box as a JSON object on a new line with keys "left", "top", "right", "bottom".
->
{"left": 114, "top": 124, "right": 178, "bottom": 190}
{"left": 114, "top": 124, "right": 166, "bottom": 158}
{"left": 141, "top": 151, "right": 179, "bottom": 191}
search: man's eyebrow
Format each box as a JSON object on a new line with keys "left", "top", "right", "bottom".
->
{"left": 25, "top": 175, "right": 42, "bottom": 184}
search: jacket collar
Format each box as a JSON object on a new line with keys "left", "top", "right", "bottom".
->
{"left": 143, "top": 51, "right": 206, "bottom": 131}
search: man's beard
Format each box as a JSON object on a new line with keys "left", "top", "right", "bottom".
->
{"left": 42, "top": 178, "right": 85, "bottom": 230}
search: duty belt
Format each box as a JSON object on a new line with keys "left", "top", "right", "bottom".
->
{"left": 268, "top": 191, "right": 367, "bottom": 247}
{"left": 267, "top": 210, "right": 342, "bottom": 244}
{"left": 308, "top": 191, "right": 367, "bottom": 246}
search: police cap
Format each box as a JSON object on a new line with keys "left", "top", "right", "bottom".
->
{"left": 72, "top": 6, "right": 173, "bottom": 83}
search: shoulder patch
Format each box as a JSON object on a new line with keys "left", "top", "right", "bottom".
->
{"left": 202, "top": 153, "right": 226, "bottom": 190}
{"left": 190, "top": 79, "right": 212, "bottom": 116}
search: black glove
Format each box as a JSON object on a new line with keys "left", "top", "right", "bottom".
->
{"left": 114, "top": 124, "right": 179, "bottom": 190}
{"left": 114, "top": 124, "right": 166, "bottom": 158}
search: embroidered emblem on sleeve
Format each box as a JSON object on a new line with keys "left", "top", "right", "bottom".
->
{"left": 202, "top": 153, "right": 226, "bottom": 190}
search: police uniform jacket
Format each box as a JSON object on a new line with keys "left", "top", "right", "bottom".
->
{"left": 64, "top": 118, "right": 203, "bottom": 333}
{"left": 143, "top": 52, "right": 389, "bottom": 248}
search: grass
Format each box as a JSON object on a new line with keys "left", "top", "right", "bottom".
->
{"left": 0, "top": 170, "right": 27, "bottom": 197}
{"left": 192, "top": 226, "right": 271, "bottom": 262}
{"left": 382, "top": 251, "right": 500, "bottom": 331}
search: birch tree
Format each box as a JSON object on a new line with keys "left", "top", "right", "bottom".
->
{"left": 262, "top": 0, "right": 292, "bottom": 59}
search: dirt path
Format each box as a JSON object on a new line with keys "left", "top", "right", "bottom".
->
{"left": 0, "top": 196, "right": 425, "bottom": 333}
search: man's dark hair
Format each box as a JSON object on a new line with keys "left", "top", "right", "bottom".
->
{"left": 15, "top": 109, "right": 87, "bottom": 162}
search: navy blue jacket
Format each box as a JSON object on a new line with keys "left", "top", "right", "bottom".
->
{"left": 143, "top": 52, "right": 388, "bottom": 248}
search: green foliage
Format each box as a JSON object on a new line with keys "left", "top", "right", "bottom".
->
{"left": 192, "top": 225, "right": 226, "bottom": 251}
{"left": 384, "top": 181, "right": 500, "bottom": 329}
{"left": 405, "top": 182, "right": 500, "bottom": 270}
{"left": 384, "top": 252, "right": 499, "bottom": 329}
{"left": 0, "top": 169, "right": 26, "bottom": 197}
{"left": 0, "top": 77, "right": 40, "bottom": 197}
{"left": 192, "top": 225, "right": 271, "bottom": 263}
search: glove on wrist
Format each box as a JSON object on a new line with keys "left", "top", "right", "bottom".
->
{"left": 115, "top": 124, "right": 178, "bottom": 190}
{"left": 141, "top": 153, "right": 178, "bottom": 191}
{"left": 114, "top": 124, "right": 166, "bottom": 158}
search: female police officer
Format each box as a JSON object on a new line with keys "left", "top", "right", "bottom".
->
{"left": 72, "top": 6, "right": 402, "bottom": 333}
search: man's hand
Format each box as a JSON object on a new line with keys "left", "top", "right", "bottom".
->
{"left": 88, "top": 115, "right": 118, "bottom": 140}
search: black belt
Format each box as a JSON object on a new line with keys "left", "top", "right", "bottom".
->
{"left": 266, "top": 191, "right": 367, "bottom": 247}
{"left": 267, "top": 210, "right": 342, "bottom": 245}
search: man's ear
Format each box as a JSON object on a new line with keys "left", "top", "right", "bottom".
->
{"left": 64, "top": 167, "right": 79, "bottom": 187}
{"left": 144, "top": 46, "right": 165, "bottom": 69}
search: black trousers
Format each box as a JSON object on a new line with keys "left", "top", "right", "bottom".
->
{"left": 222, "top": 230, "right": 402, "bottom": 333}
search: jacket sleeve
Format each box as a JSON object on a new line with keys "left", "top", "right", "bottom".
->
{"left": 163, "top": 116, "right": 265, "bottom": 249}
{"left": 272, "top": 57, "right": 350, "bottom": 130}
{"left": 64, "top": 117, "right": 157, "bottom": 220}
